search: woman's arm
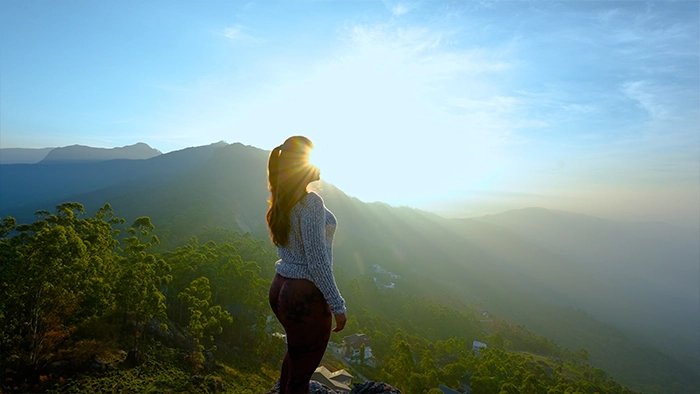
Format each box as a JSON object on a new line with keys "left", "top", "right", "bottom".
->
{"left": 300, "top": 193, "right": 346, "bottom": 316}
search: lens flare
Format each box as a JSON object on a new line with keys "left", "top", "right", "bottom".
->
{"left": 306, "top": 148, "right": 322, "bottom": 184}
{"left": 308, "top": 148, "right": 320, "bottom": 170}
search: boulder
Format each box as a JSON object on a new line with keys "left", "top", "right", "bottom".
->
{"left": 351, "top": 382, "right": 402, "bottom": 394}
{"left": 265, "top": 380, "right": 402, "bottom": 394}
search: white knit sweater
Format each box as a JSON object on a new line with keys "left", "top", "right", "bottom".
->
{"left": 275, "top": 192, "right": 346, "bottom": 314}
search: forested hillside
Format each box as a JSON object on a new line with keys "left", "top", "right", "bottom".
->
{"left": 1, "top": 142, "right": 698, "bottom": 393}
{"left": 0, "top": 142, "right": 226, "bottom": 211}
{"left": 1, "top": 203, "right": 641, "bottom": 393}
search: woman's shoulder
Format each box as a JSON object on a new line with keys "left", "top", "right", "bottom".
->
{"left": 302, "top": 191, "right": 323, "bottom": 203}
{"left": 300, "top": 191, "right": 324, "bottom": 209}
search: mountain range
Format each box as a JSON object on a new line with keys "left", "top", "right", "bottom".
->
{"left": 0, "top": 142, "right": 698, "bottom": 393}
{"left": 0, "top": 142, "right": 161, "bottom": 164}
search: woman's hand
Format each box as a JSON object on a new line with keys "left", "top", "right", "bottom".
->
{"left": 332, "top": 313, "right": 347, "bottom": 332}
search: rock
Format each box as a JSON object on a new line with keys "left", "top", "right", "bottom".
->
{"left": 267, "top": 379, "right": 280, "bottom": 393}
{"left": 45, "top": 360, "right": 73, "bottom": 374}
{"left": 82, "top": 354, "right": 115, "bottom": 372}
{"left": 265, "top": 380, "right": 402, "bottom": 394}
{"left": 148, "top": 319, "right": 190, "bottom": 349}
{"left": 203, "top": 350, "right": 216, "bottom": 372}
{"left": 351, "top": 382, "right": 402, "bottom": 394}
{"left": 309, "top": 381, "right": 336, "bottom": 393}
{"left": 265, "top": 380, "right": 336, "bottom": 394}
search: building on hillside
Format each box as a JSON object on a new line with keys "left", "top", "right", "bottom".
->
{"left": 265, "top": 315, "right": 275, "bottom": 332}
{"left": 373, "top": 264, "right": 400, "bottom": 279}
{"left": 373, "top": 277, "right": 397, "bottom": 290}
{"left": 473, "top": 340, "right": 487, "bottom": 357}
{"left": 476, "top": 309, "right": 492, "bottom": 322}
{"left": 458, "top": 374, "right": 472, "bottom": 394}
{"left": 343, "top": 333, "right": 374, "bottom": 365}
{"left": 326, "top": 341, "right": 342, "bottom": 353}
{"left": 312, "top": 366, "right": 353, "bottom": 392}
{"left": 272, "top": 332, "right": 286, "bottom": 343}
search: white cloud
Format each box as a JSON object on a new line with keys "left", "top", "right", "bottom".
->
{"left": 340, "top": 24, "right": 510, "bottom": 79}
{"left": 161, "top": 3, "right": 697, "bottom": 223}
{"left": 622, "top": 80, "right": 669, "bottom": 120}
{"left": 223, "top": 24, "right": 261, "bottom": 44}
{"left": 382, "top": 1, "right": 418, "bottom": 16}
{"left": 391, "top": 5, "right": 408, "bottom": 16}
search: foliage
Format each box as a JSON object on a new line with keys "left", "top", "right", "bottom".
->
{"left": 115, "top": 216, "right": 171, "bottom": 348}
{"left": 178, "top": 276, "right": 233, "bottom": 370}
{"left": 0, "top": 203, "right": 122, "bottom": 373}
{"left": 0, "top": 204, "right": 288, "bottom": 392}
{"left": 0, "top": 202, "right": 649, "bottom": 394}
{"left": 42, "top": 344, "right": 274, "bottom": 394}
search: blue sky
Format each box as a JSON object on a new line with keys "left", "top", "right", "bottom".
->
{"left": 1, "top": 1, "right": 698, "bottom": 227}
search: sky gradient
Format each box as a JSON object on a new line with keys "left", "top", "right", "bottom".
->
{"left": 1, "top": 1, "right": 698, "bottom": 227}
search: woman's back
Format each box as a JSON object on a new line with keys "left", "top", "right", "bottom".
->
{"left": 275, "top": 191, "right": 344, "bottom": 315}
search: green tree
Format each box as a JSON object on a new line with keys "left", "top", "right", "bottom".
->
{"left": 163, "top": 238, "right": 269, "bottom": 352}
{"left": 470, "top": 375, "right": 499, "bottom": 394}
{"left": 0, "top": 203, "right": 121, "bottom": 372}
{"left": 178, "top": 276, "right": 233, "bottom": 369}
{"left": 574, "top": 348, "right": 590, "bottom": 365}
{"left": 499, "top": 382, "right": 521, "bottom": 394}
{"left": 114, "top": 216, "right": 170, "bottom": 348}
{"left": 382, "top": 338, "right": 416, "bottom": 391}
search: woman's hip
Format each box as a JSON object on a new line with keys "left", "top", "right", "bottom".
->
{"left": 269, "top": 274, "right": 330, "bottom": 320}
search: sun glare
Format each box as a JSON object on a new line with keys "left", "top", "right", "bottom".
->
{"left": 308, "top": 148, "right": 321, "bottom": 171}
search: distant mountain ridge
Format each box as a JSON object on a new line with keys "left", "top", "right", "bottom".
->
{"left": 41, "top": 142, "right": 162, "bottom": 163}
{"left": 0, "top": 142, "right": 162, "bottom": 164}
{"left": 0, "top": 147, "right": 54, "bottom": 164}
{"left": 0, "top": 142, "right": 225, "bottom": 212}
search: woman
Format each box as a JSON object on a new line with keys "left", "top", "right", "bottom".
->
{"left": 267, "top": 136, "right": 347, "bottom": 394}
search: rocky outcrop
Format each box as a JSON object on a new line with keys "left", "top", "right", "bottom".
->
{"left": 348, "top": 382, "right": 402, "bottom": 393}
{"left": 265, "top": 380, "right": 402, "bottom": 394}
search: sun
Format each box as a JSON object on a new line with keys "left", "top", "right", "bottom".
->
{"left": 308, "top": 148, "right": 321, "bottom": 171}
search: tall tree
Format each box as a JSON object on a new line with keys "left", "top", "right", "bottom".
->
{"left": 114, "top": 216, "right": 170, "bottom": 348}
{"left": 178, "top": 276, "right": 233, "bottom": 369}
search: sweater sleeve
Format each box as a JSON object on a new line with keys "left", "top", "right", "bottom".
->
{"left": 300, "top": 193, "right": 346, "bottom": 315}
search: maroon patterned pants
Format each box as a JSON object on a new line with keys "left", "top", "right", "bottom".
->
{"left": 269, "top": 273, "right": 332, "bottom": 394}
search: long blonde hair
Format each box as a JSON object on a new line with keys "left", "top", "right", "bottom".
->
{"left": 266, "top": 136, "right": 318, "bottom": 246}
